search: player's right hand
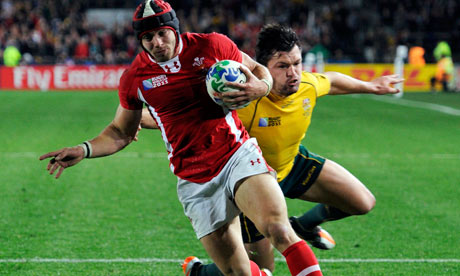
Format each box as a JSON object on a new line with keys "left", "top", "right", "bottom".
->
{"left": 39, "top": 146, "right": 85, "bottom": 179}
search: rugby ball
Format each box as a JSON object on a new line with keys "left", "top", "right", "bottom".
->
{"left": 205, "top": 60, "right": 248, "bottom": 109}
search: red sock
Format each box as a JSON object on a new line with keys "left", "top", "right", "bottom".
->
{"left": 250, "top": 260, "right": 269, "bottom": 276}
{"left": 282, "top": 241, "right": 322, "bottom": 276}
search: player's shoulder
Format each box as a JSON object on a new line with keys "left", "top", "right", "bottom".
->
{"left": 119, "top": 53, "right": 148, "bottom": 90}
{"left": 300, "top": 72, "right": 331, "bottom": 97}
{"left": 121, "top": 53, "right": 148, "bottom": 80}
{"left": 182, "top": 32, "right": 232, "bottom": 46}
{"left": 301, "top": 72, "right": 330, "bottom": 85}
{"left": 301, "top": 71, "right": 323, "bottom": 81}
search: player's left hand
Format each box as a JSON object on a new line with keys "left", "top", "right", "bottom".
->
{"left": 39, "top": 146, "right": 86, "bottom": 179}
{"left": 369, "top": 74, "right": 405, "bottom": 94}
{"left": 218, "top": 65, "right": 269, "bottom": 109}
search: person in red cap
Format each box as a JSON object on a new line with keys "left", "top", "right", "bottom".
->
{"left": 39, "top": 1, "right": 323, "bottom": 276}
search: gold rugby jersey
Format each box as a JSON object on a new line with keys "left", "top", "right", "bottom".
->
{"left": 237, "top": 72, "right": 330, "bottom": 181}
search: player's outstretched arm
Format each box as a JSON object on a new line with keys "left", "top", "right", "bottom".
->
{"left": 39, "top": 105, "right": 141, "bottom": 178}
{"left": 325, "top": 72, "right": 404, "bottom": 95}
{"left": 220, "top": 52, "right": 273, "bottom": 108}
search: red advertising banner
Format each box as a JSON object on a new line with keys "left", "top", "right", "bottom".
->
{"left": 1, "top": 64, "right": 458, "bottom": 92}
{"left": 0, "top": 65, "right": 128, "bottom": 90}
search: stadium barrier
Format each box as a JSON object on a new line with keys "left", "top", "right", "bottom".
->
{"left": 0, "top": 64, "right": 457, "bottom": 92}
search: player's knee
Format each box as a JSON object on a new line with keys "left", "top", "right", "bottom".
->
{"left": 263, "top": 221, "right": 292, "bottom": 247}
{"left": 353, "top": 192, "right": 376, "bottom": 215}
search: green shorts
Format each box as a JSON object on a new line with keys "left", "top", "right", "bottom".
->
{"left": 240, "top": 144, "right": 325, "bottom": 243}
{"left": 280, "top": 144, "right": 325, "bottom": 199}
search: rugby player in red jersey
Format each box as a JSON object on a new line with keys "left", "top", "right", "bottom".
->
{"left": 39, "top": 1, "right": 323, "bottom": 276}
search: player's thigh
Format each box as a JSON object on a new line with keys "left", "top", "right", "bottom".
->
{"left": 235, "top": 173, "right": 300, "bottom": 252}
{"left": 300, "top": 159, "right": 375, "bottom": 211}
{"left": 234, "top": 173, "right": 288, "bottom": 226}
{"left": 200, "top": 216, "right": 251, "bottom": 274}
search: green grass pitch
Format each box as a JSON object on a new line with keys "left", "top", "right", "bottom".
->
{"left": 0, "top": 91, "right": 459, "bottom": 275}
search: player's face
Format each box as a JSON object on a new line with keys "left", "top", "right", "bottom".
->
{"left": 266, "top": 45, "right": 302, "bottom": 97}
{"left": 141, "top": 28, "right": 177, "bottom": 62}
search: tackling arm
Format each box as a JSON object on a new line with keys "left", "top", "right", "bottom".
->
{"left": 324, "top": 72, "right": 404, "bottom": 95}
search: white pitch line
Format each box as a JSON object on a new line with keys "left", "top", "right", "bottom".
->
{"left": 314, "top": 258, "right": 460, "bottom": 263}
{"left": 2, "top": 152, "right": 460, "bottom": 160}
{"left": 353, "top": 94, "right": 460, "bottom": 116}
{"left": 1, "top": 258, "right": 459, "bottom": 263}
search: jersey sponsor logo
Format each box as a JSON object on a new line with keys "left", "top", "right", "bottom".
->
{"left": 142, "top": 74, "right": 168, "bottom": 90}
{"left": 192, "top": 57, "right": 204, "bottom": 67}
{"left": 258, "top": 117, "right": 281, "bottom": 127}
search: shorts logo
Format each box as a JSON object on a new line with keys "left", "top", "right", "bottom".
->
{"left": 258, "top": 117, "right": 281, "bottom": 127}
{"left": 162, "top": 61, "right": 181, "bottom": 73}
{"left": 250, "top": 158, "right": 261, "bottom": 166}
{"left": 302, "top": 165, "right": 317, "bottom": 186}
{"left": 142, "top": 75, "right": 168, "bottom": 90}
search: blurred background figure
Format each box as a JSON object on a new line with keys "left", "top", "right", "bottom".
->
{"left": 433, "top": 41, "right": 452, "bottom": 62}
{"left": 408, "top": 46, "right": 425, "bottom": 67}
{"left": 3, "top": 39, "right": 21, "bottom": 66}
{"left": 430, "top": 41, "right": 455, "bottom": 92}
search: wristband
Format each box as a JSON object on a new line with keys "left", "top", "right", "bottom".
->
{"left": 78, "top": 141, "right": 92, "bottom": 158}
{"left": 261, "top": 79, "right": 272, "bottom": 96}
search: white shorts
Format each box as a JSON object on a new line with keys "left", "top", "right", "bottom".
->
{"left": 177, "top": 138, "right": 276, "bottom": 239}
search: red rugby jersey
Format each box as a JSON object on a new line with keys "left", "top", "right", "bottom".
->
{"left": 118, "top": 32, "right": 249, "bottom": 183}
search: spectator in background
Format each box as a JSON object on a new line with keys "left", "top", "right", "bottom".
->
{"left": 433, "top": 41, "right": 452, "bottom": 62}
{"left": 408, "top": 46, "right": 425, "bottom": 67}
{"left": 74, "top": 35, "right": 90, "bottom": 61}
{"left": 308, "top": 37, "right": 331, "bottom": 63}
{"left": 3, "top": 39, "right": 22, "bottom": 66}
{"left": 430, "top": 54, "right": 454, "bottom": 92}
{"left": 430, "top": 41, "right": 455, "bottom": 92}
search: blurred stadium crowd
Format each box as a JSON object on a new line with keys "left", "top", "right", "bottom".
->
{"left": 1, "top": 0, "right": 459, "bottom": 65}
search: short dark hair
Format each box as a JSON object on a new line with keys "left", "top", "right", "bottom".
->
{"left": 256, "top": 24, "right": 301, "bottom": 66}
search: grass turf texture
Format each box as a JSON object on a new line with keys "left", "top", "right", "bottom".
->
{"left": 0, "top": 91, "right": 459, "bottom": 275}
